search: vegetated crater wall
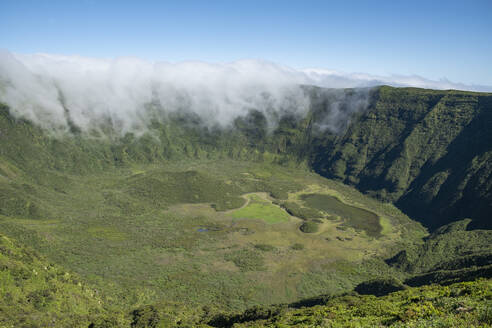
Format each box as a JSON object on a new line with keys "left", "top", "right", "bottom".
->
{"left": 0, "top": 85, "right": 490, "bottom": 230}
{"left": 310, "top": 86, "right": 492, "bottom": 230}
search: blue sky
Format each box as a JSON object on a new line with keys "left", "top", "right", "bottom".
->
{"left": 1, "top": 0, "right": 491, "bottom": 86}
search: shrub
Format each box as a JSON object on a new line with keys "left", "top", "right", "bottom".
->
{"left": 131, "top": 305, "right": 160, "bottom": 328}
{"left": 300, "top": 221, "right": 319, "bottom": 233}
{"left": 354, "top": 278, "right": 407, "bottom": 297}
{"left": 88, "top": 317, "right": 120, "bottom": 328}
{"left": 291, "top": 243, "right": 304, "bottom": 250}
{"left": 478, "top": 301, "right": 492, "bottom": 324}
{"left": 254, "top": 244, "right": 276, "bottom": 252}
{"left": 224, "top": 249, "right": 265, "bottom": 271}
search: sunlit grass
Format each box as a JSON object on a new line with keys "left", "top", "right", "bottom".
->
{"left": 87, "top": 226, "right": 127, "bottom": 241}
{"left": 231, "top": 194, "right": 290, "bottom": 224}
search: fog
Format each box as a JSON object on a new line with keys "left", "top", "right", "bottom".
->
{"left": 0, "top": 50, "right": 487, "bottom": 135}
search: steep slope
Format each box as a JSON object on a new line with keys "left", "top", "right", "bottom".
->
{"left": 0, "top": 232, "right": 124, "bottom": 327}
{"left": 206, "top": 279, "right": 492, "bottom": 328}
{"left": 3, "top": 227, "right": 489, "bottom": 327}
{"left": 385, "top": 219, "right": 492, "bottom": 287}
{"left": 0, "top": 102, "right": 310, "bottom": 173}
{"left": 311, "top": 86, "right": 492, "bottom": 229}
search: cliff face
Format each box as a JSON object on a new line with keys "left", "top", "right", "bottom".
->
{"left": 311, "top": 86, "right": 492, "bottom": 229}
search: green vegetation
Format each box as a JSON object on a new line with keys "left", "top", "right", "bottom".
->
{"left": 387, "top": 219, "right": 492, "bottom": 286}
{"left": 231, "top": 194, "right": 290, "bottom": 224}
{"left": 290, "top": 243, "right": 305, "bottom": 250}
{"left": 122, "top": 169, "right": 246, "bottom": 211}
{"left": 1, "top": 228, "right": 490, "bottom": 327}
{"left": 312, "top": 86, "right": 492, "bottom": 230}
{"left": 281, "top": 201, "right": 323, "bottom": 219}
{"left": 224, "top": 249, "right": 265, "bottom": 272}
{"left": 0, "top": 157, "right": 425, "bottom": 315}
{"left": 0, "top": 85, "right": 490, "bottom": 326}
{"left": 299, "top": 220, "right": 320, "bottom": 233}
{"left": 254, "top": 244, "right": 277, "bottom": 252}
{"left": 209, "top": 279, "right": 492, "bottom": 327}
{"left": 354, "top": 277, "right": 407, "bottom": 296}
{"left": 2, "top": 86, "right": 490, "bottom": 229}
{"left": 0, "top": 233, "right": 125, "bottom": 327}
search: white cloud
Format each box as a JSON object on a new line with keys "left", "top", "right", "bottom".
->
{"left": 301, "top": 68, "right": 492, "bottom": 91}
{"left": 0, "top": 50, "right": 489, "bottom": 135}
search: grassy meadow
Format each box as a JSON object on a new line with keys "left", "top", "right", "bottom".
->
{"left": 231, "top": 194, "right": 290, "bottom": 224}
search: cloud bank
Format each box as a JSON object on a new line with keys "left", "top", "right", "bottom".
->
{"left": 0, "top": 50, "right": 489, "bottom": 135}
{"left": 302, "top": 68, "right": 492, "bottom": 93}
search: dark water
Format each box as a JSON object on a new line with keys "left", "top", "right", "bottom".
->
{"left": 300, "top": 194, "right": 382, "bottom": 237}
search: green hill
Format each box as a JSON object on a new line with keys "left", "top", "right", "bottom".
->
{"left": 2, "top": 229, "right": 490, "bottom": 327}
{"left": 311, "top": 86, "right": 492, "bottom": 230}
{"left": 0, "top": 232, "right": 125, "bottom": 327}
{"left": 205, "top": 278, "right": 492, "bottom": 328}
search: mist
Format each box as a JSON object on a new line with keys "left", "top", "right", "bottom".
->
{"left": 0, "top": 50, "right": 488, "bottom": 136}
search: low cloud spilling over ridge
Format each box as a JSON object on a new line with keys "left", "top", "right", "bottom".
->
{"left": 302, "top": 68, "right": 492, "bottom": 92}
{"left": 0, "top": 50, "right": 489, "bottom": 135}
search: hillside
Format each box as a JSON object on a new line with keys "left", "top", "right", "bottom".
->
{"left": 1, "top": 230, "right": 490, "bottom": 327}
{"left": 0, "top": 85, "right": 491, "bottom": 326}
{"left": 205, "top": 278, "right": 492, "bottom": 328}
{"left": 0, "top": 154, "right": 427, "bottom": 311}
{"left": 0, "top": 232, "right": 124, "bottom": 327}
{"left": 311, "top": 86, "right": 492, "bottom": 230}
{"left": 2, "top": 85, "right": 491, "bottom": 230}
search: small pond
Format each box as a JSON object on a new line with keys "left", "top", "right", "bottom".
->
{"left": 300, "top": 193, "right": 382, "bottom": 237}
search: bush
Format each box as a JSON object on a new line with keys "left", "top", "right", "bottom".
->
{"left": 254, "top": 244, "right": 276, "bottom": 252}
{"left": 88, "top": 317, "right": 120, "bottom": 328}
{"left": 208, "top": 305, "right": 285, "bottom": 327}
{"left": 300, "top": 221, "right": 319, "bottom": 233}
{"left": 211, "top": 196, "right": 246, "bottom": 211}
{"left": 478, "top": 301, "right": 492, "bottom": 324}
{"left": 224, "top": 249, "right": 265, "bottom": 271}
{"left": 131, "top": 305, "right": 160, "bottom": 328}
{"left": 354, "top": 278, "right": 407, "bottom": 296}
{"left": 291, "top": 243, "right": 304, "bottom": 250}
